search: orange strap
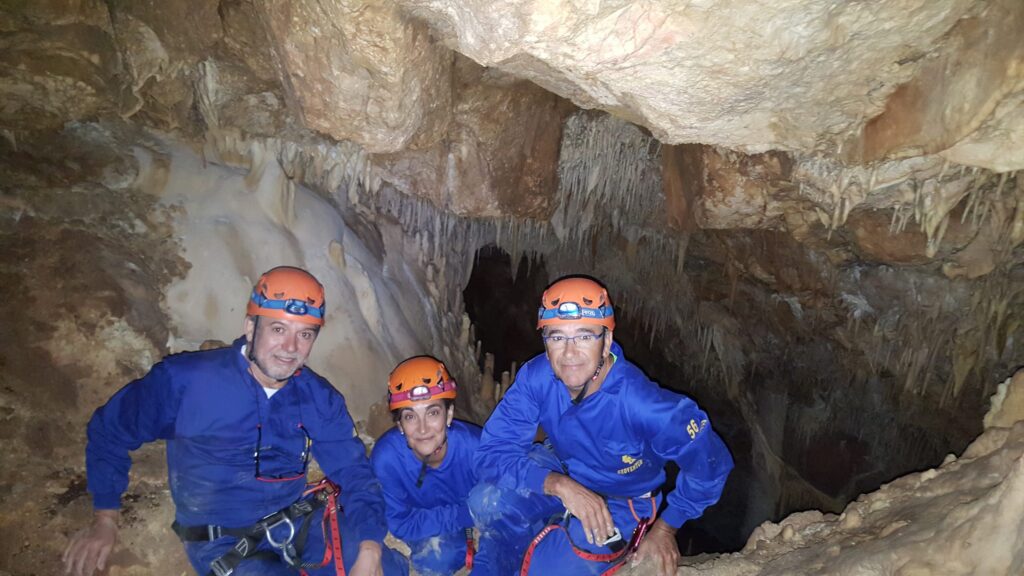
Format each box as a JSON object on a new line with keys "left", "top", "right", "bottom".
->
{"left": 299, "top": 479, "right": 345, "bottom": 576}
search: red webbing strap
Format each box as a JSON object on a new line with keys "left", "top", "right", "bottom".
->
{"left": 520, "top": 494, "right": 660, "bottom": 576}
{"left": 298, "top": 479, "right": 345, "bottom": 576}
{"left": 464, "top": 528, "right": 476, "bottom": 570}
{"left": 326, "top": 490, "right": 345, "bottom": 576}
{"left": 519, "top": 524, "right": 626, "bottom": 576}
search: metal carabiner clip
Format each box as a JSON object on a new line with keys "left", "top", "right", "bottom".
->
{"left": 263, "top": 516, "right": 296, "bottom": 550}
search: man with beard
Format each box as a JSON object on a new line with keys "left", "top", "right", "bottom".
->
{"left": 64, "top": 266, "right": 407, "bottom": 576}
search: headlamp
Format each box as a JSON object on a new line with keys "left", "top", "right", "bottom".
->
{"left": 556, "top": 302, "right": 582, "bottom": 320}
{"left": 251, "top": 293, "right": 325, "bottom": 319}
{"left": 284, "top": 299, "right": 309, "bottom": 316}
{"left": 409, "top": 385, "right": 431, "bottom": 401}
{"left": 388, "top": 380, "right": 457, "bottom": 406}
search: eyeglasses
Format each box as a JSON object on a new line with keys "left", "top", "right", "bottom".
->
{"left": 254, "top": 423, "right": 311, "bottom": 482}
{"left": 543, "top": 330, "right": 606, "bottom": 350}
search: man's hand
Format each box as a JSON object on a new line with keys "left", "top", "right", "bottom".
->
{"left": 63, "top": 509, "right": 119, "bottom": 576}
{"left": 348, "top": 540, "right": 383, "bottom": 576}
{"left": 632, "top": 519, "right": 678, "bottom": 576}
{"left": 543, "top": 472, "right": 614, "bottom": 546}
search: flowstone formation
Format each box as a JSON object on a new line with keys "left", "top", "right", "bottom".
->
{"left": 2, "top": 0, "right": 1023, "bottom": 574}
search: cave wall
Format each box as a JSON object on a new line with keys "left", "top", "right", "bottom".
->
{"left": 1, "top": 0, "right": 1024, "bottom": 574}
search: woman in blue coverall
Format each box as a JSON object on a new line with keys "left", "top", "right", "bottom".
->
{"left": 371, "top": 356, "right": 493, "bottom": 576}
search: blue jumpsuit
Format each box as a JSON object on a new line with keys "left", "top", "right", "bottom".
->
{"left": 85, "top": 338, "right": 408, "bottom": 576}
{"left": 372, "top": 420, "right": 498, "bottom": 576}
{"left": 470, "top": 342, "right": 733, "bottom": 575}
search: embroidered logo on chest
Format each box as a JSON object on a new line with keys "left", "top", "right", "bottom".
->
{"left": 617, "top": 454, "right": 643, "bottom": 475}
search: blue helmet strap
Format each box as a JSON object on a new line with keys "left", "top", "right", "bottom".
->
{"left": 250, "top": 292, "right": 325, "bottom": 320}
{"left": 538, "top": 302, "right": 613, "bottom": 323}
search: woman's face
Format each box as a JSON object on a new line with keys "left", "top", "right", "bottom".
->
{"left": 398, "top": 401, "right": 454, "bottom": 461}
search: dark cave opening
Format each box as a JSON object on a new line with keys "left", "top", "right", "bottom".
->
{"left": 462, "top": 245, "right": 548, "bottom": 380}
{"left": 462, "top": 245, "right": 743, "bottom": 553}
{"left": 461, "top": 242, "right": 988, "bottom": 557}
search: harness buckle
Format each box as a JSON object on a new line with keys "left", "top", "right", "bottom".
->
{"left": 209, "top": 556, "right": 235, "bottom": 576}
{"left": 291, "top": 499, "right": 314, "bottom": 516}
{"left": 206, "top": 525, "right": 223, "bottom": 541}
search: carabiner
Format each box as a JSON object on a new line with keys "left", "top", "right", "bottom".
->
{"left": 263, "top": 516, "right": 296, "bottom": 549}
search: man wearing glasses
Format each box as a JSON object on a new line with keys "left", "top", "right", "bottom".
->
{"left": 64, "top": 266, "right": 407, "bottom": 576}
{"left": 470, "top": 276, "right": 733, "bottom": 576}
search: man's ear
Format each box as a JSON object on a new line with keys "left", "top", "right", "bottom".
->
{"left": 603, "top": 330, "right": 614, "bottom": 356}
{"left": 244, "top": 316, "right": 256, "bottom": 343}
{"left": 446, "top": 404, "right": 455, "bottom": 427}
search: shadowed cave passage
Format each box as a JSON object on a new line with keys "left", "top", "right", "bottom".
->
{"left": 460, "top": 244, "right": 982, "bottom": 556}
{"left": 462, "top": 245, "right": 740, "bottom": 553}
{"left": 463, "top": 245, "right": 548, "bottom": 380}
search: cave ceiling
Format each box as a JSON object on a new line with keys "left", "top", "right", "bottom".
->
{"left": 3, "top": 0, "right": 1022, "bottom": 370}
{"left": 2, "top": 1, "right": 1024, "bottom": 573}
{"left": 3, "top": 0, "right": 1023, "bottom": 418}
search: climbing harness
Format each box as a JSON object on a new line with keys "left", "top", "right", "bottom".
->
{"left": 519, "top": 494, "right": 656, "bottom": 576}
{"left": 173, "top": 479, "right": 345, "bottom": 576}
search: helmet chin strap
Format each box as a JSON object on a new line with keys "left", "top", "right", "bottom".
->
{"left": 571, "top": 354, "right": 606, "bottom": 405}
{"left": 414, "top": 436, "right": 448, "bottom": 488}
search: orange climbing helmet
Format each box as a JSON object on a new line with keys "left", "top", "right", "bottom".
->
{"left": 388, "top": 356, "right": 457, "bottom": 411}
{"left": 537, "top": 276, "right": 615, "bottom": 330}
{"left": 247, "top": 266, "right": 326, "bottom": 326}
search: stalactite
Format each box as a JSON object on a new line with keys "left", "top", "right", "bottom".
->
{"left": 195, "top": 59, "right": 219, "bottom": 130}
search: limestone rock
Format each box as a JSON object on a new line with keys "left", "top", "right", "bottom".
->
{"left": 942, "top": 91, "right": 1024, "bottom": 173}
{"left": 376, "top": 57, "right": 566, "bottom": 218}
{"left": 257, "top": 0, "right": 453, "bottom": 153}
{"left": 845, "top": 205, "right": 975, "bottom": 266}
{"left": 693, "top": 146, "right": 795, "bottom": 230}
{"left": 399, "top": 0, "right": 974, "bottom": 153}
{"left": 985, "top": 370, "right": 1024, "bottom": 430}
{"left": 846, "top": 208, "right": 932, "bottom": 265}
{"left": 447, "top": 60, "right": 565, "bottom": 218}
{"left": 218, "top": 0, "right": 281, "bottom": 86}
{"left": 681, "top": 416, "right": 1024, "bottom": 575}
{"left": 847, "top": 0, "right": 1024, "bottom": 168}
{"left": 110, "top": 0, "right": 221, "bottom": 65}
{"left": 0, "top": 12, "right": 124, "bottom": 130}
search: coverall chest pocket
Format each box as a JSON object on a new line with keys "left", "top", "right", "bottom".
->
{"left": 604, "top": 441, "right": 645, "bottom": 476}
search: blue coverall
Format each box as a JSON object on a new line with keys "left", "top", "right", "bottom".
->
{"left": 85, "top": 338, "right": 408, "bottom": 575}
{"left": 470, "top": 342, "right": 733, "bottom": 575}
{"left": 372, "top": 419, "right": 500, "bottom": 576}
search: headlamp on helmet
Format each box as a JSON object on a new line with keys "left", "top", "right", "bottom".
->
{"left": 537, "top": 277, "right": 615, "bottom": 330}
{"left": 388, "top": 356, "right": 457, "bottom": 411}
{"left": 247, "top": 266, "right": 326, "bottom": 326}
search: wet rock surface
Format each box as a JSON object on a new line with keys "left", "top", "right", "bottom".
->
{"left": 0, "top": 126, "right": 190, "bottom": 574}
